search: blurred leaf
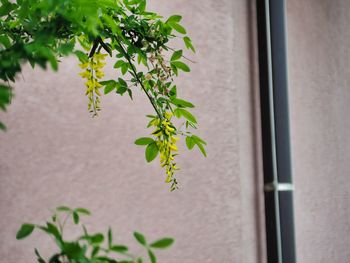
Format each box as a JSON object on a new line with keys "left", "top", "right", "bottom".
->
{"left": 150, "top": 238, "right": 174, "bottom": 249}
{"left": 166, "top": 15, "right": 182, "bottom": 23}
{"left": 168, "top": 22, "right": 186, "bottom": 34}
{"left": 75, "top": 208, "right": 91, "bottom": 216}
{"left": 133, "top": 232, "right": 147, "bottom": 246}
{"left": 186, "top": 136, "right": 195, "bottom": 150}
{"left": 110, "top": 245, "right": 128, "bottom": 253}
{"left": 34, "top": 248, "right": 46, "bottom": 263}
{"left": 171, "top": 61, "right": 190, "bottom": 72}
{"left": 73, "top": 211, "right": 79, "bottom": 224}
{"left": 171, "top": 50, "right": 182, "bottom": 61}
{"left": 148, "top": 250, "right": 156, "bottom": 263}
{"left": 183, "top": 36, "right": 196, "bottom": 53}
{"left": 16, "top": 224, "right": 35, "bottom": 240}
{"left": 170, "top": 97, "right": 194, "bottom": 108}
{"left": 56, "top": 206, "right": 71, "bottom": 212}
{"left": 175, "top": 108, "right": 197, "bottom": 124}
{"left": 108, "top": 227, "right": 113, "bottom": 248}
{"left": 0, "top": 122, "right": 6, "bottom": 131}
{"left": 91, "top": 233, "right": 104, "bottom": 244}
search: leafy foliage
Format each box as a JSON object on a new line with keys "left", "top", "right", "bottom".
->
{"left": 16, "top": 206, "right": 174, "bottom": 263}
{"left": 0, "top": 0, "right": 207, "bottom": 189}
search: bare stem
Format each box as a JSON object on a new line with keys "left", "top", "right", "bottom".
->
{"left": 114, "top": 37, "right": 163, "bottom": 120}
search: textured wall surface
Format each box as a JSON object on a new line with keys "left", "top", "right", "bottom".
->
{"left": 0, "top": 1, "right": 263, "bottom": 262}
{"left": 287, "top": 0, "right": 350, "bottom": 262}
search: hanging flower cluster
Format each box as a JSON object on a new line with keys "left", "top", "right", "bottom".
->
{"left": 151, "top": 112, "right": 180, "bottom": 191}
{"left": 79, "top": 53, "right": 107, "bottom": 117}
{"left": 74, "top": 8, "right": 207, "bottom": 191}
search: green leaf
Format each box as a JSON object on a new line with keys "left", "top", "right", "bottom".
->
{"left": 121, "top": 63, "right": 129, "bottom": 75}
{"left": 56, "top": 206, "right": 71, "bottom": 212}
{"left": 148, "top": 250, "right": 156, "bottom": 263}
{"left": 48, "top": 254, "right": 61, "bottom": 263}
{"left": 0, "top": 122, "right": 6, "bottom": 131}
{"left": 188, "top": 135, "right": 207, "bottom": 157}
{"left": 145, "top": 142, "right": 159, "bottom": 162}
{"left": 73, "top": 211, "right": 79, "bottom": 224}
{"left": 114, "top": 60, "right": 125, "bottom": 68}
{"left": 34, "top": 249, "right": 46, "bottom": 263}
{"left": 171, "top": 63, "right": 178, "bottom": 76}
{"left": 166, "top": 15, "right": 182, "bottom": 23}
{"left": 171, "top": 61, "right": 190, "bottom": 72}
{"left": 183, "top": 36, "right": 196, "bottom": 53}
{"left": 0, "top": 35, "right": 11, "bottom": 48}
{"left": 46, "top": 223, "right": 61, "bottom": 240}
{"left": 169, "top": 22, "right": 187, "bottom": 34}
{"left": 118, "top": 78, "right": 127, "bottom": 87}
{"left": 49, "top": 56, "right": 58, "bottom": 71}
{"left": 62, "top": 242, "right": 83, "bottom": 259}
{"left": 192, "top": 135, "right": 207, "bottom": 145}
{"left": 186, "top": 136, "right": 195, "bottom": 150}
{"left": 110, "top": 245, "right": 128, "bottom": 253}
{"left": 91, "top": 233, "right": 104, "bottom": 244}
{"left": 171, "top": 50, "right": 182, "bottom": 61}
{"left": 170, "top": 97, "right": 194, "bottom": 108}
{"left": 133, "top": 232, "right": 147, "bottom": 246}
{"left": 75, "top": 51, "right": 88, "bottom": 63}
{"left": 104, "top": 82, "right": 116, "bottom": 94}
{"left": 196, "top": 142, "right": 207, "bottom": 157}
{"left": 16, "top": 224, "right": 35, "bottom": 239}
{"left": 150, "top": 238, "right": 174, "bottom": 249}
{"left": 176, "top": 108, "right": 197, "bottom": 123}
{"left": 127, "top": 89, "right": 133, "bottom": 100}
{"left": 75, "top": 208, "right": 91, "bottom": 215}
{"left": 108, "top": 227, "right": 113, "bottom": 248}
{"left": 116, "top": 84, "right": 127, "bottom": 95}
{"left": 135, "top": 137, "right": 154, "bottom": 145}
{"left": 0, "top": 2, "right": 17, "bottom": 17}
{"left": 91, "top": 246, "right": 100, "bottom": 258}
{"left": 169, "top": 86, "right": 177, "bottom": 97}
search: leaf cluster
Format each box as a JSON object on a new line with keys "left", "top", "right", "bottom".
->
{"left": 16, "top": 206, "right": 174, "bottom": 263}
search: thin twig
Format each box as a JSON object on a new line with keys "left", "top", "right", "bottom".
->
{"left": 114, "top": 37, "right": 163, "bottom": 120}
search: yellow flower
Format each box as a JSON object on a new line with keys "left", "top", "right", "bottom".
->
{"left": 79, "top": 70, "right": 91, "bottom": 79}
{"left": 94, "top": 80, "right": 102, "bottom": 88}
{"left": 165, "top": 111, "right": 172, "bottom": 120}
{"left": 79, "top": 62, "right": 90, "bottom": 69}
{"left": 153, "top": 130, "right": 163, "bottom": 137}
{"left": 92, "top": 62, "right": 106, "bottom": 69}
{"left": 95, "top": 70, "right": 105, "bottom": 79}
{"left": 165, "top": 174, "right": 172, "bottom": 183}
{"left": 171, "top": 136, "right": 179, "bottom": 143}
{"left": 93, "top": 53, "right": 108, "bottom": 60}
{"left": 95, "top": 88, "right": 101, "bottom": 96}
{"left": 169, "top": 143, "right": 178, "bottom": 151}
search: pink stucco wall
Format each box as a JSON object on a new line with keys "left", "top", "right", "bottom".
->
{"left": 287, "top": 0, "right": 350, "bottom": 262}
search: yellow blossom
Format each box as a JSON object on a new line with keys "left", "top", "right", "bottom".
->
{"left": 79, "top": 62, "right": 89, "bottom": 69}
{"left": 165, "top": 111, "right": 172, "bottom": 120}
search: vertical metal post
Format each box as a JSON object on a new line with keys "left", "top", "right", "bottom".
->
{"left": 256, "top": 0, "right": 296, "bottom": 262}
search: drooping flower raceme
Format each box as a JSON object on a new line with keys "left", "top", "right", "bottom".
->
{"left": 151, "top": 112, "right": 180, "bottom": 191}
{"left": 79, "top": 53, "right": 107, "bottom": 117}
